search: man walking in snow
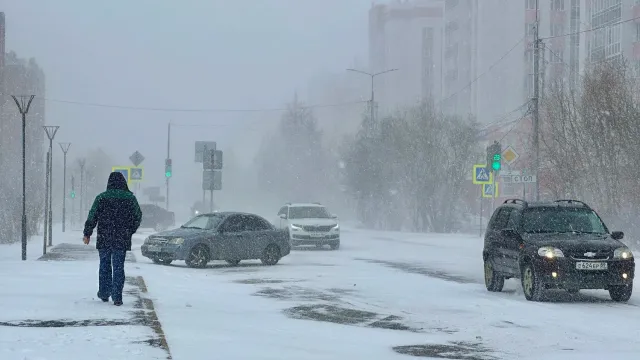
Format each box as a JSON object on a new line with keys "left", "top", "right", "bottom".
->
{"left": 83, "top": 172, "right": 142, "bottom": 306}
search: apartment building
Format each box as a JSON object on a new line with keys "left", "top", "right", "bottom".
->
{"left": 369, "top": 0, "right": 445, "bottom": 112}
{"left": 585, "top": 0, "right": 640, "bottom": 74}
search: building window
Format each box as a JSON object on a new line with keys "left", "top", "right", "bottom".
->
{"left": 550, "top": 24, "right": 564, "bottom": 37}
{"left": 551, "top": 0, "right": 565, "bottom": 11}
{"left": 526, "top": 23, "right": 536, "bottom": 36}
{"left": 526, "top": 0, "right": 537, "bottom": 10}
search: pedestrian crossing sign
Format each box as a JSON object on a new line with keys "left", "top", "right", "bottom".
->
{"left": 472, "top": 164, "right": 493, "bottom": 185}
{"left": 129, "top": 167, "right": 143, "bottom": 182}
{"left": 482, "top": 182, "right": 499, "bottom": 198}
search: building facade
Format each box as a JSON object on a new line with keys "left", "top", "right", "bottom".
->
{"left": 369, "top": 0, "right": 445, "bottom": 112}
{"left": 585, "top": 0, "right": 640, "bottom": 73}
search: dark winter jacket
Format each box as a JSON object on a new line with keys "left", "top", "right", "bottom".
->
{"left": 83, "top": 172, "right": 142, "bottom": 251}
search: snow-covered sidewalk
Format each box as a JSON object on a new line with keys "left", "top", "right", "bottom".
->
{"left": 0, "top": 230, "right": 169, "bottom": 360}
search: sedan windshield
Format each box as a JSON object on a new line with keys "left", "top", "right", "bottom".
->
{"left": 181, "top": 215, "right": 223, "bottom": 230}
{"left": 522, "top": 207, "right": 607, "bottom": 234}
{"left": 289, "top": 206, "right": 331, "bottom": 219}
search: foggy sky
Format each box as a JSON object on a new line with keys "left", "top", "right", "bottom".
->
{"left": 3, "top": 0, "right": 371, "bottom": 209}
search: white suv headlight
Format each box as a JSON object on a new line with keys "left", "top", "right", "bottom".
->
{"left": 290, "top": 224, "right": 303, "bottom": 231}
{"left": 538, "top": 247, "right": 564, "bottom": 259}
{"left": 614, "top": 247, "right": 633, "bottom": 260}
{"left": 331, "top": 224, "right": 339, "bottom": 231}
{"left": 168, "top": 238, "right": 184, "bottom": 245}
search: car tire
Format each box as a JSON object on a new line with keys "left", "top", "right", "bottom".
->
{"left": 609, "top": 283, "right": 633, "bottom": 302}
{"left": 152, "top": 258, "right": 173, "bottom": 265}
{"left": 185, "top": 245, "right": 210, "bottom": 268}
{"left": 226, "top": 259, "right": 241, "bottom": 266}
{"left": 521, "top": 263, "right": 544, "bottom": 301}
{"left": 329, "top": 242, "right": 340, "bottom": 250}
{"left": 484, "top": 258, "right": 504, "bottom": 292}
{"left": 261, "top": 244, "right": 281, "bottom": 266}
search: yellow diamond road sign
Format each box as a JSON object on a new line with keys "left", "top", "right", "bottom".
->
{"left": 502, "top": 146, "right": 519, "bottom": 165}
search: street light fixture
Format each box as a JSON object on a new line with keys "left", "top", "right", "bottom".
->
{"left": 346, "top": 68, "right": 398, "bottom": 128}
{"left": 11, "top": 95, "right": 35, "bottom": 261}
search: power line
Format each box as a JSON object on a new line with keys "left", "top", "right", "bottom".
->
{"left": 541, "top": 16, "right": 640, "bottom": 40}
{"left": 438, "top": 36, "right": 526, "bottom": 107}
{"left": 40, "top": 97, "right": 368, "bottom": 113}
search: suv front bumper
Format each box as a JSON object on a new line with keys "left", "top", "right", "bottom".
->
{"left": 290, "top": 233, "right": 339, "bottom": 246}
{"left": 533, "top": 257, "right": 635, "bottom": 290}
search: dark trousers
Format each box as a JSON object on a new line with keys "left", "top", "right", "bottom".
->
{"left": 98, "top": 248, "right": 127, "bottom": 302}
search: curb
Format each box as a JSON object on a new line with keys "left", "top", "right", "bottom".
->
{"left": 127, "top": 275, "right": 173, "bottom": 359}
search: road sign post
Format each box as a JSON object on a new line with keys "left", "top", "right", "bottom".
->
{"left": 472, "top": 164, "right": 493, "bottom": 185}
{"left": 130, "top": 167, "right": 144, "bottom": 182}
{"left": 111, "top": 167, "right": 130, "bottom": 183}
{"left": 482, "top": 182, "right": 499, "bottom": 198}
{"left": 195, "top": 141, "right": 217, "bottom": 163}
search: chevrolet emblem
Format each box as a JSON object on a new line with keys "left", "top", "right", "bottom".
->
{"left": 584, "top": 252, "right": 597, "bottom": 258}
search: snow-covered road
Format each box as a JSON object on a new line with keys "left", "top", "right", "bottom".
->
{"left": 133, "top": 228, "right": 640, "bottom": 360}
{"left": 1, "top": 226, "right": 638, "bottom": 359}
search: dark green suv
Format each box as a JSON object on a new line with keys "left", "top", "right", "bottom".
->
{"left": 483, "top": 199, "right": 635, "bottom": 302}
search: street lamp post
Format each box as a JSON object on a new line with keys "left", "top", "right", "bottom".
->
{"left": 43, "top": 126, "right": 59, "bottom": 247}
{"left": 78, "top": 158, "right": 86, "bottom": 224}
{"left": 59, "top": 143, "right": 71, "bottom": 232}
{"left": 346, "top": 68, "right": 398, "bottom": 131}
{"left": 11, "top": 95, "right": 35, "bottom": 261}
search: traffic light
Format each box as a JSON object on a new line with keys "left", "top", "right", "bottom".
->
{"left": 165, "top": 158, "right": 172, "bottom": 178}
{"left": 486, "top": 141, "right": 502, "bottom": 172}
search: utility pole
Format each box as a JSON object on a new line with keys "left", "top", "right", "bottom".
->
{"left": 78, "top": 158, "right": 86, "bottom": 224}
{"left": 11, "top": 95, "right": 35, "bottom": 261}
{"left": 533, "top": 0, "right": 541, "bottom": 201}
{"left": 43, "top": 126, "right": 59, "bottom": 247}
{"left": 346, "top": 68, "right": 398, "bottom": 133}
{"left": 166, "top": 122, "right": 171, "bottom": 210}
{"left": 59, "top": 143, "right": 71, "bottom": 232}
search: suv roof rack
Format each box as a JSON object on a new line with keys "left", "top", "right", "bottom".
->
{"left": 312, "top": 202, "right": 322, "bottom": 205}
{"left": 503, "top": 199, "right": 528, "bottom": 207}
{"left": 553, "top": 199, "right": 591, "bottom": 209}
{"left": 285, "top": 202, "right": 291, "bottom": 205}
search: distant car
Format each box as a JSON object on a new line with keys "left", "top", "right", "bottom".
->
{"left": 141, "top": 211, "right": 291, "bottom": 268}
{"left": 483, "top": 199, "right": 635, "bottom": 302}
{"left": 275, "top": 202, "right": 340, "bottom": 250}
{"left": 140, "top": 204, "right": 175, "bottom": 232}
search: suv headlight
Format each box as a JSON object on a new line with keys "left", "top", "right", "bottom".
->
{"left": 290, "top": 224, "right": 303, "bottom": 231}
{"left": 331, "top": 224, "right": 339, "bottom": 231}
{"left": 614, "top": 247, "right": 633, "bottom": 260}
{"left": 168, "top": 238, "right": 184, "bottom": 245}
{"left": 538, "top": 247, "right": 564, "bottom": 259}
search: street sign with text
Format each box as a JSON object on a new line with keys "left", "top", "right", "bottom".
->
{"left": 202, "top": 170, "right": 222, "bottom": 190}
{"left": 509, "top": 175, "right": 537, "bottom": 183}
{"left": 195, "top": 141, "right": 217, "bottom": 163}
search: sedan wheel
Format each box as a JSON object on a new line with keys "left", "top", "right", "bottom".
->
{"left": 185, "top": 246, "right": 210, "bottom": 268}
{"left": 261, "top": 245, "right": 281, "bottom": 266}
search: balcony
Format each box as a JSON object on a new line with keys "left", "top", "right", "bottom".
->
{"left": 550, "top": 10, "right": 566, "bottom": 24}
{"left": 634, "top": 5, "right": 640, "bottom": 21}
{"left": 634, "top": 42, "right": 640, "bottom": 60}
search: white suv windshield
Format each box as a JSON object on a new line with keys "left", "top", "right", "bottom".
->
{"left": 289, "top": 206, "right": 330, "bottom": 219}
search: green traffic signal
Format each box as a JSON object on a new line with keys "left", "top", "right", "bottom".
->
{"left": 70, "top": 191, "right": 76, "bottom": 199}
{"left": 165, "top": 171, "right": 172, "bottom": 178}
{"left": 492, "top": 154, "right": 501, "bottom": 171}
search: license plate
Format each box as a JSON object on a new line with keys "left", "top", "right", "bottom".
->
{"left": 576, "top": 262, "right": 608, "bottom": 270}
{"left": 147, "top": 245, "right": 161, "bottom": 252}
{"left": 309, "top": 233, "right": 324, "bottom": 238}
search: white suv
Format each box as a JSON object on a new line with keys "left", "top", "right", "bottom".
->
{"left": 276, "top": 203, "right": 340, "bottom": 250}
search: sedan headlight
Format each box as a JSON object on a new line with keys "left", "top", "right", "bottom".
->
{"left": 290, "top": 224, "right": 303, "bottom": 231}
{"left": 168, "top": 238, "right": 184, "bottom": 245}
{"left": 614, "top": 247, "right": 633, "bottom": 260}
{"left": 538, "top": 247, "right": 564, "bottom": 259}
{"left": 331, "top": 224, "right": 339, "bottom": 231}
